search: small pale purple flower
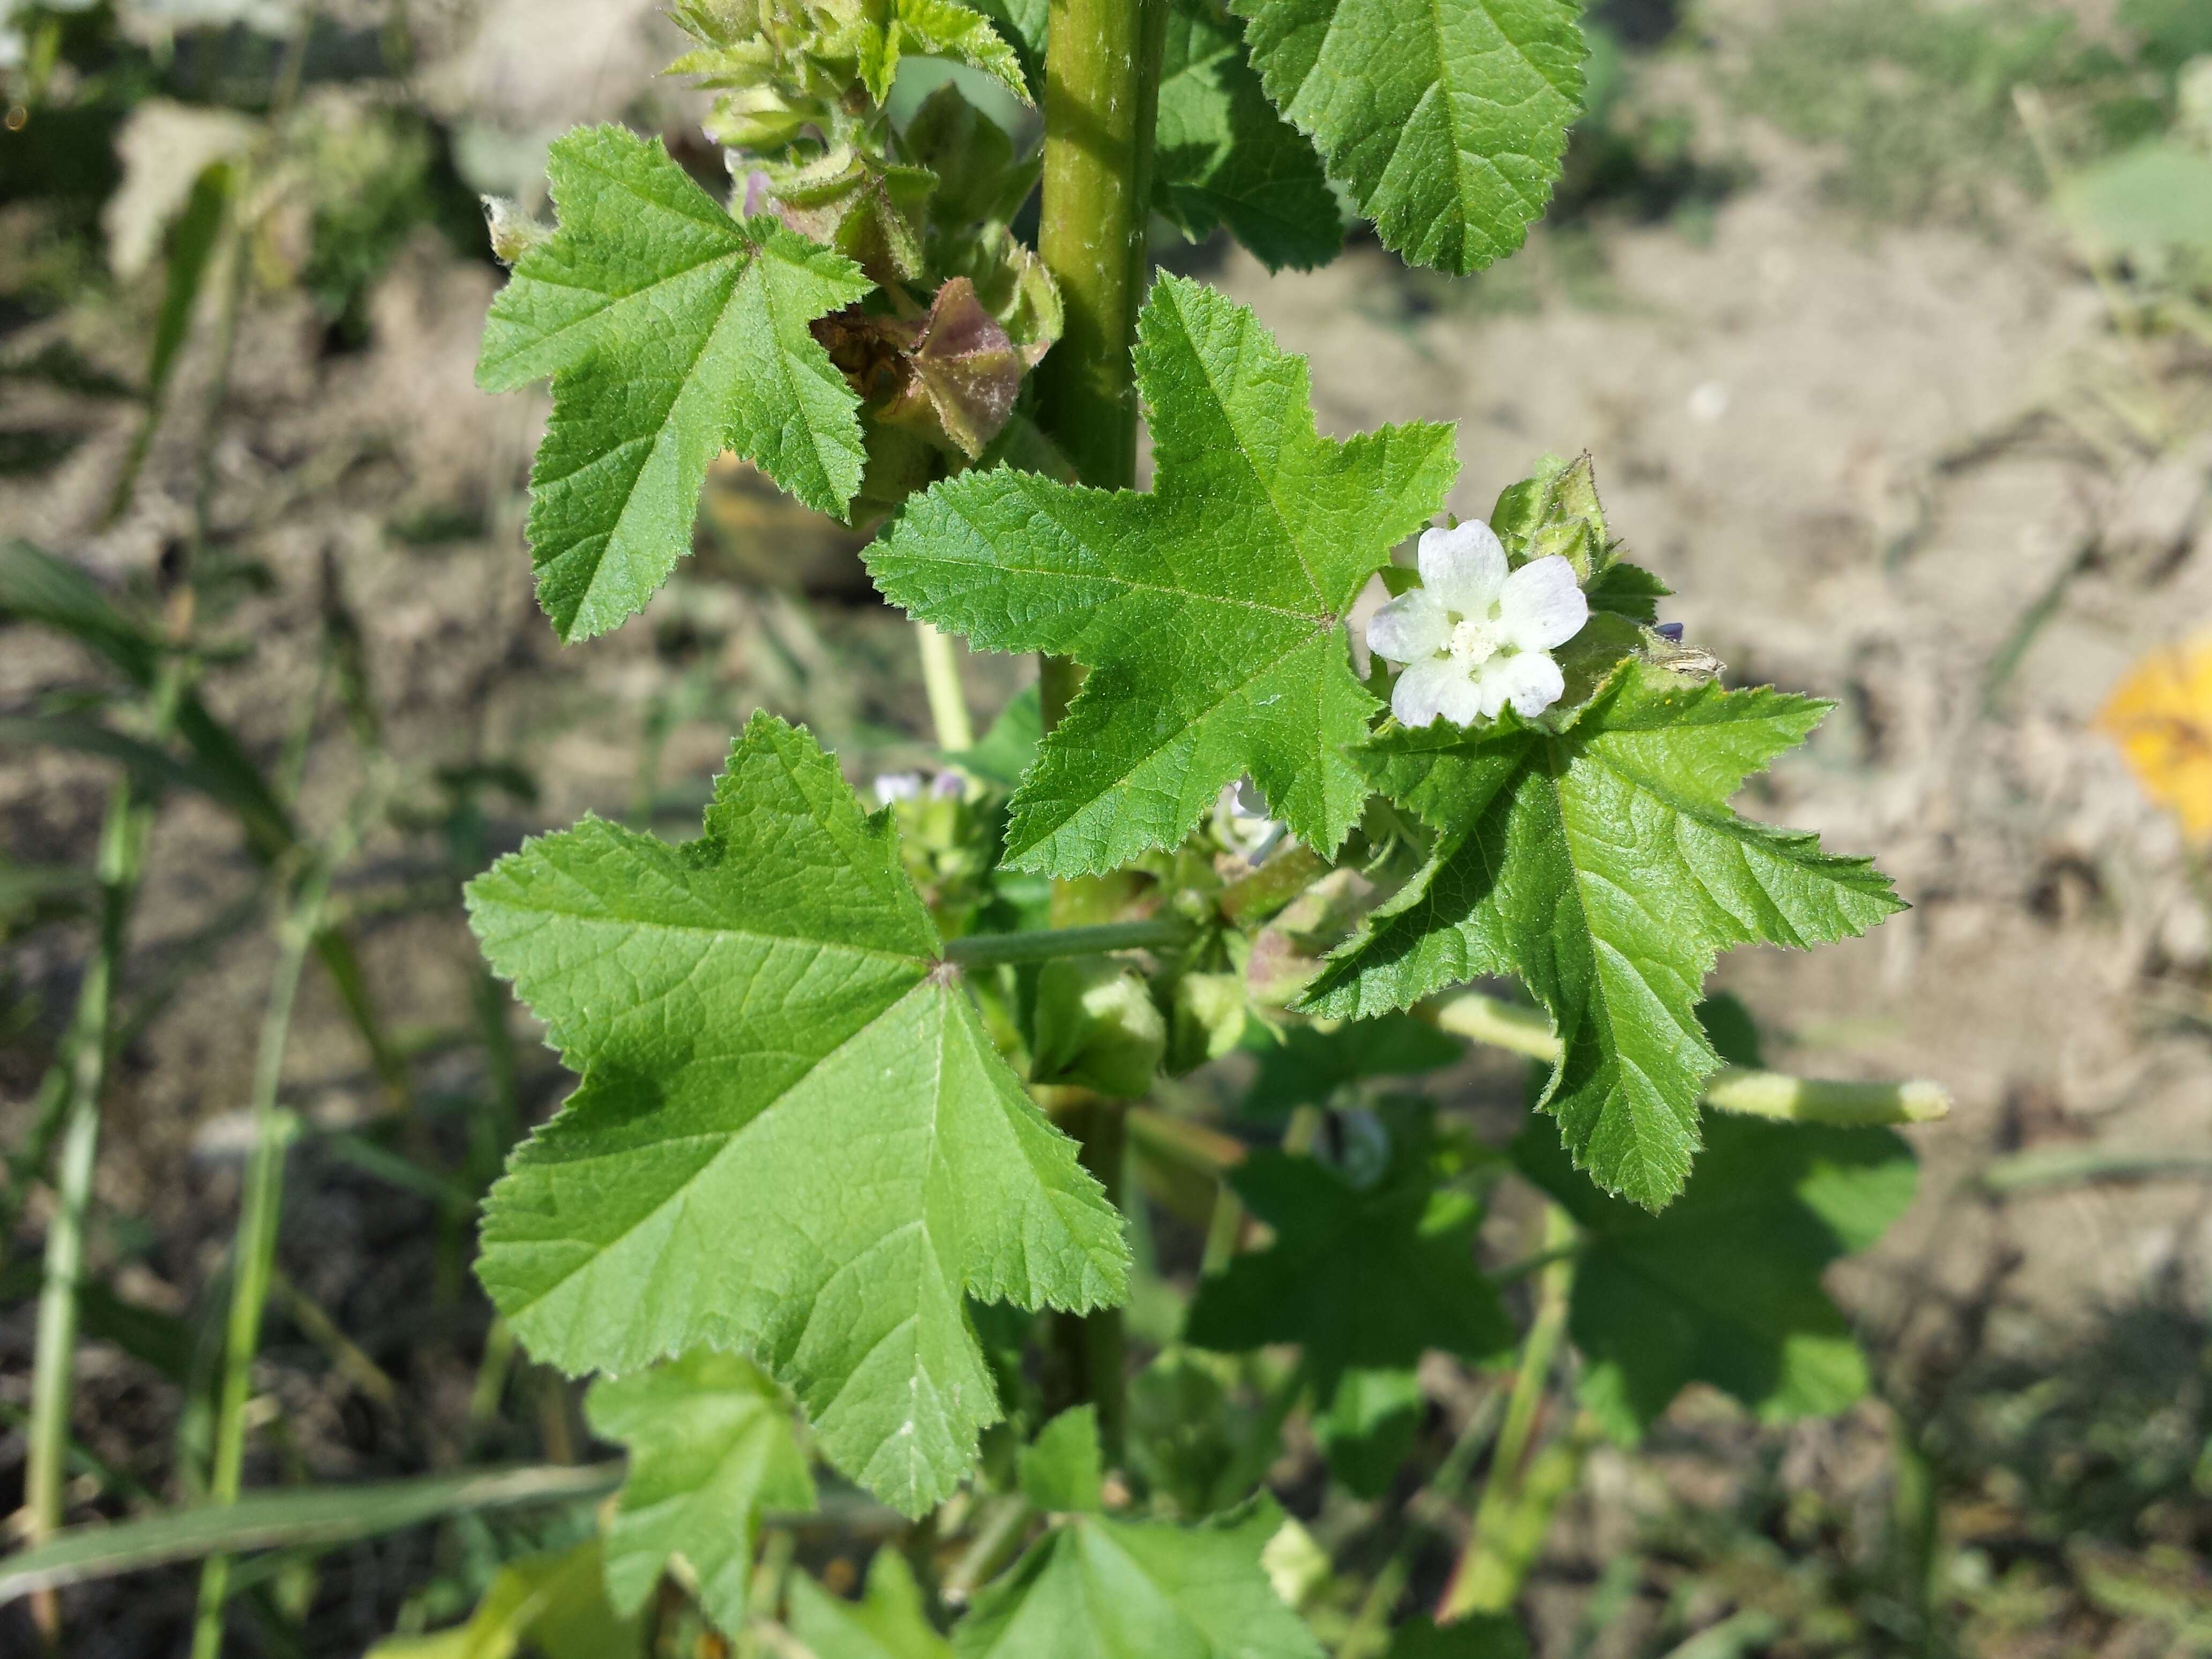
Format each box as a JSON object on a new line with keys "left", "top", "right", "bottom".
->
{"left": 1365, "top": 522, "right": 1589, "bottom": 728}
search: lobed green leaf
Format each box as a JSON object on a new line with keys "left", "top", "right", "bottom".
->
{"left": 1305, "top": 663, "right": 1904, "bottom": 1208}
{"left": 1230, "top": 0, "right": 1586, "bottom": 274}
{"left": 584, "top": 1351, "right": 814, "bottom": 1633}
{"left": 1514, "top": 1108, "right": 1918, "bottom": 1438}
{"left": 954, "top": 1411, "right": 1320, "bottom": 1658}
{"left": 868, "top": 275, "right": 1456, "bottom": 875}
{"left": 1184, "top": 1140, "right": 1511, "bottom": 1395}
{"left": 1155, "top": 0, "right": 1345, "bottom": 271}
{"left": 469, "top": 714, "right": 1127, "bottom": 1515}
{"left": 478, "top": 126, "right": 871, "bottom": 641}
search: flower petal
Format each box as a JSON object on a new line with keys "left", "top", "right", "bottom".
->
{"left": 1476, "top": 651, "right": 1566, "bottom": 720}
{"left": 1366, "top": 589, "right": 1450, "bottom": 665}
{"left": 1416, "top": 521, "right": 1507, "bottom": 614}
{"left": 1497, "top": 556, "right": 1588, "bottom": 652}
{"left": 1392, "top": 656, "right": 1482, "bottom": 728}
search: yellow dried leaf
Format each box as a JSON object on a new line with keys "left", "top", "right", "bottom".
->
{"left": 2098, "top": 633, "right": 2212, "bottom": 840}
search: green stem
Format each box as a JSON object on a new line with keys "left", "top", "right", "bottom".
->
{"left": 1028, "top": 0, "right": 1167, "bottom": 1474}
{"left": 190, "top": 806, "right": 364, "bottom": 1659}
{"left": 1423, "top": 992, "right": 1952, "bottom": 1125}
{"left": 1035, "top": 0, "right": 1168, "bottom": 730}
{"left": 24, "top": 647, "right": 186, "bottom": 1643}
{"left": 915, "top": 623, "right": 975, "bottom": 752}
{"left": 1036, "top": 0, "right": 1167, "bottom": 492}
{"left": 944, "top": 916, "right": 1189, "bottom": 968}
{"left": 24, "top": 776, "right": 151, "bottom": 1622}
{"left": 1040, "top": 1092, "right": 1129, "bottom": 1456}
{"left": 1334, "top": 1386, "right": 1509, "bottom": 1659}
{"left": 1437, "top": 1205, "right": 1577, "bottom": 1622}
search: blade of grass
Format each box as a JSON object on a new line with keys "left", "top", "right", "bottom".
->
{"left": 103, "top": 162, "right": 233, "bottom": 527}
{"left": 0, "top": 1463, "right": 627, "bottom": 1603}
{"left": 23, "top": 663, "right": 183, "bottom": 1640}
{"left": 190, "top": 779, "right": 380, "bottom": 1659}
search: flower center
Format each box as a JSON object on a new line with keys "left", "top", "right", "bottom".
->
{"left": 1448, "top": 611, "right": 1504, "bottom": 666}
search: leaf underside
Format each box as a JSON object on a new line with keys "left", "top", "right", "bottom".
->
{"left": 1304, "top": 665, "right": 1904, "bottom": 1208}
{"left": 1230, "top": 0, "right": 1586, "bottom": 274}
{"left": 1155, "top": 0, "right": 1345, "bottom": 271}
{"left": 477, "top": 125, "right": 871, "bottom": 642}
{"left": 469, "top": 714, "right": 1127, "bottom": 1515}
{"left": 868, "top": 274, "right": 1456, "bottom": 875}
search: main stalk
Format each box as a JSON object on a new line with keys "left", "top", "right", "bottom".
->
{"left": 1033, "top": 0, "right": 1167, "bottom": 1453}
{"left": 1035, "top": 0, "right": 1166, "bottom": 726}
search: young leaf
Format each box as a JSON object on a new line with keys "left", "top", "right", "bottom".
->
{"left": 477, "top": 126, "right": 871, "bottom": 642}
{"left": 790, "top": 1550, "right": 956, "bottom": 1659}
{"left": 864, "top": 0, "right": 1034, "bottom": 104}
{"left": 584, "top": 1351, "right": 814, "bottom": 1633}
{"left": 1514, "top": 1111, "right": 1917, "bottom": 1440}
{"left": 468, "top": 714, "right": 1128, "bottom": 1515}
{"left": 968, "top": 0, "right": 1048, "bottom": 93}
{"left": 1127, "top": 1350, "right": 1284, "bottom": 1520}
{"left": 1243, "top": 1012, "right": 1463, "bottom": 1115}
{"left": 367, "top": 1539, "right": 643, "bottom": 1659}
{"left": 1303, "top": 663, "right": 1904, "bottom": 1209}
{"left": 1183, "top": 1146, "right": 1510, "bottom": 1395}
{"left": 869, "top": 275, "right": 1456, "bottom": 875}
{"left": 1230, "top": 0, "right": 1586, "bottom": 274}
{"left": 1155, "top": 1, "right": 1344, "bottom": 272}
{"left": 955, "top": 1414, "right": 1320, "bottom": 1658}
{"left": 1020, "top": 1406, "right": 1106, "bottom": 1512}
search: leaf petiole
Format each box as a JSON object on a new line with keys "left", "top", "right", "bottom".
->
{"left": 941, "top": 917, "right": 1192, "bottom": 969}
{"left": 1424, "top": 991, "right": 1952, "bottom": 1127}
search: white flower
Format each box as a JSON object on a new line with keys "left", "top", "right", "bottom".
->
{"left": 1366, "top": 521, "right": 1589, "bottom": 728}
{"left": 873, "top": 772, "right": 924, "bottom": 805}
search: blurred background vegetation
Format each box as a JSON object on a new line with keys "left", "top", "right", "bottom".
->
{"left": 4, "top": 0, "right": 2212, "bottom": 1654}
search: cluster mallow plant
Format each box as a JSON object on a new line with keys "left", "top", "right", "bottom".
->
{"left": 410, "top": 0, "right": 1945, "bottom": 1648}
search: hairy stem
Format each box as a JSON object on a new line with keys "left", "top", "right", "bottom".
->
{"left": 1037, "top": 0, "right": 1167, "bottom": 494}
{"left": 1031, "top": 0, "right": 1168, "bottom": 1456}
